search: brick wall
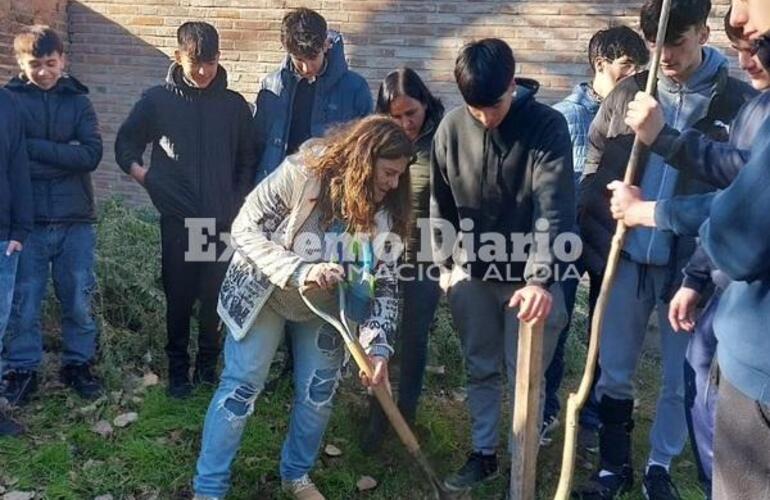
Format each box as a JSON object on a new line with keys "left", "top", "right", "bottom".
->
{"left": 5, "top": 0, "right": 737, "bottom": 207}
{"left": 0, "top": 0, "right": 69, "bottom": 81}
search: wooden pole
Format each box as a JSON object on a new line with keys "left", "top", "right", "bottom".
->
{"left": 510, "top": 319, "right": 545, "bottom": 500}
{"left": 553, "top": 1, "right": 673, "bottom": 498}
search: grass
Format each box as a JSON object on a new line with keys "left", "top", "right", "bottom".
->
{"left": 0, "top": 200, "right": 705, "bottom": 499}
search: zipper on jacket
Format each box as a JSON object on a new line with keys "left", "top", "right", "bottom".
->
{"left": 282, "top": 75, "right": 299, "bottom": 157}
{"left": 196, "top": 90, "right": 203, "bottom": 217}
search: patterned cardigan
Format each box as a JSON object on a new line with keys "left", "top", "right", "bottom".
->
{"left": 217, "top": 150, "right": 399, "bottom": 358}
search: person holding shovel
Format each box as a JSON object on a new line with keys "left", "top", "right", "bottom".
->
{"left": 193, "top": 116, "right": 413, "bottom": 500}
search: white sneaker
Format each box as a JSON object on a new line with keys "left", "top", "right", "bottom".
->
{"left": 282, "top": 474, "right": 326, "bottom": 500}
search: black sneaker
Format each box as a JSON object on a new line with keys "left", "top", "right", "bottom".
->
{"left": 0, "top": 410, "right": 23, "bottom": 437}
{"left": 643, "top": 465, "right": 681, "bottom": 500}
{"left": 578, "top": 425, "right": 600, "bottom": 455}
{"left": 60, "top": 363, "right": 103, "bottom": 400}
{"left": 444, "top": 451, "right": 499, "bottom": 491}
{"left": 167, "top": 373, "right": 193, "bottom": 399}
{"left": 1, "top": 370, "right": 38, "bottom": 406}
{"left": 539, "top": 415, "right": 560, "bottom": 446}
{"left": 576, "top": 467, "right": 634, "bottom": 499}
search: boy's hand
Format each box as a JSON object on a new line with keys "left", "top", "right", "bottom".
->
{"left": 607, "top": 181, "right": 657, "bottom": 227}
{"left": 129, "top": 163, "right": 148, "bottom": 186}
{"left": 625, "top": 92, "right": 665, "bottom": 146}
{"left": 509, "top": 285, "right": 552, "bottom": 322}
{"left": 5, "top": 241, "right": 23, "bottom": 256}
{"left": 668, "top": 287, "right": 701, "bottom": 333}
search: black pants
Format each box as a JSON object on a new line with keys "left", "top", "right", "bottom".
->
{"left": 160, "top": 216, "right": 228, "bottom": 377}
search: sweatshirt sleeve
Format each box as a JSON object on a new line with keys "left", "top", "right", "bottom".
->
{"left": 650, "top": 125, "right": 748, "bottom": 189}
{"left": 681, "top": 244, "right": 714, "bottom": 294}
{"left": 429, "top": 124, "right": 458, "bottom": 270}
{"left": 526, "top": 113, "right": 575, "bottom": 287}
{"left": 701, "top": 131, "right": 770, "bottom": 282}
{"left": 115, "top": 91, "right": 158, "bottom": 174}
{"left": 25, "top": 97, "right": 102, "bottom": 173}
{"left": 653, "top": 192, "right": 715, "bottom": 237}
{"left": 8, "top": 100, "right": 33, "bottom": 244}
{"left": 229, "top": 158, "right": 306, "bottom": 289}
{"left": 582, "top": 91, "right": 615, "bottom": 178}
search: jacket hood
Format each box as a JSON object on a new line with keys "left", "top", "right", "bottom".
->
{"left": 659, "top": 46, "right": 727, "bottom": 94}
{"left": 563, "top": 82, "right": 601, "bottom": 114}
{"left": 6, "top": 73, "right": 89, "bottom": 95}
{"left": 512, "top": 77, "right": 540, "bottom": 107}
{"left": 165, "top": 62, "right": 229, "bottom": 95}
{"left": 280, "top": 30, "right": 349, "bottom": 87}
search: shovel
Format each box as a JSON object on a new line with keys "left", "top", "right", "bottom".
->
{"left": 300, "top": 285, "right": 470, "bottom": 500}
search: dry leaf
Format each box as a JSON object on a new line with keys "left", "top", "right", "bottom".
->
{"left": 323, "top": 444, "right": 342, "bottom": 457}
{"left": 113, "top": 412, "right": 138, "bottom": 428}
{"left": 356, "top": 476, "right": 378, "bottom": 491}
{"left": 91, "top": 420, "right": 114, "bottom": 437}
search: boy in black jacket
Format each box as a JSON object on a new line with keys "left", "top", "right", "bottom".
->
{"left": 0, "top": 88, "right": 32, "bottom": 436}
{"left": 431, "top": 38, "right": 574, "bottom": 492}
{"left": 115, "top": 22, "right": 258, "bottom": 398}
{"left": 1, "top": 26, "right": 104, "bottom": 406}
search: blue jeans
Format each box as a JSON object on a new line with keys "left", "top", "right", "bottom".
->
{"left": 684, "top": 292, "right": 720, "bottom": 497}
{"left": 194, "top": 304, "right": 345, "bottom": 497}
{"left": 0, "top": 243, "right": 20, "bottom": 374}
{"left": 397, "top": 264, "right": 441, "bottom": 420}
{"left": 3, "top": 223, "right": 98, "bottom": 371}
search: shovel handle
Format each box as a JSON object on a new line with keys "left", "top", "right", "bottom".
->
{"left": 344, "top": 336, "right": 422, "bottom": 454}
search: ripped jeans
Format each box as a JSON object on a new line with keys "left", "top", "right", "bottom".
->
{"left": 194, "top": 303, "right": 344, "bottom": 497}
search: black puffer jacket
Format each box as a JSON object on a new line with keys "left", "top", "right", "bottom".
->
{"left": 5, "top": 74, "right": 102, "bottom": 224}
{"left": 0, "top": 89, "right": 33, "bottom": 243}
{"left": 115, "top": 64, "right": 258, "bottom": 225}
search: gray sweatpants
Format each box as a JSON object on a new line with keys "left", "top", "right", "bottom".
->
{"left": 713, "top": 378, "right": 770, "bottom": 500}
{"left": 595, "top": 257, "right": 690, "bottom": 466}
{"left": 448, "top": 277, "right": 567, "bottom": 454}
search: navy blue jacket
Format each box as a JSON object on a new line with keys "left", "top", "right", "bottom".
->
{"left": 5, "top": 75, "right": 102, "bottom": 224}
{"left": 0, "top": 89, "right": 32, "bottom": 243}
{"left": 115, "top": 64, "right": 258, "bottom": 225}
{"left": 654, "top": 117, "right": 770, "bottom": 404}
{"left": 652, "top": 91, "right": 770, "bottom": 293}
{"left": 253, "top": 31, "right": 372, "bottom": 182}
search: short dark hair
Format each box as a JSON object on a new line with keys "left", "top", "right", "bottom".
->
{"left": 281, "top": 8, "right": 328, "bottom": 58}
{"left": 724, "top": 8, "right": 745, "bottom": 44}
{"left": 376, "top": 67, "right": 445, "bottom": 129}
{"left": 588, "top": 26, "right": 649, "bottom": 73}
{"left": 14, "top": 25, "right": 64, "bottom": 58}
{"left": 454, "top": 38, "right": 515, "bottom": 108}
{"left": 640, "top": 0, "right": 711, "bottom": 44}
{"left": 177, "top": 22, "right": 219, "bottom": 62}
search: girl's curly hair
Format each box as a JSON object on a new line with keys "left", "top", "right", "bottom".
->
{"left": 305, "top": 115, "right": 414, "bottom": 238}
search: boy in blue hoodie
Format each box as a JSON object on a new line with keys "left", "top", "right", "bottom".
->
{"left": 253, "top": 8, "right": 372, "bottom": 183}
{"left": 0, "top": 88, "right": 32, "bottom": 436}
{"left": 577, "top": 0, "right": 756, "bottom": 497}
{"left": 1, "top": 26, "right": 103, "bottom": 406}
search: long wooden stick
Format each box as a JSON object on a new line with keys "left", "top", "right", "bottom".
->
{"left": 510, "top": 319, "right": 545, "bottom": 500}
{"left": 553, "top": 2, "right": 673, "bottom": 498}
